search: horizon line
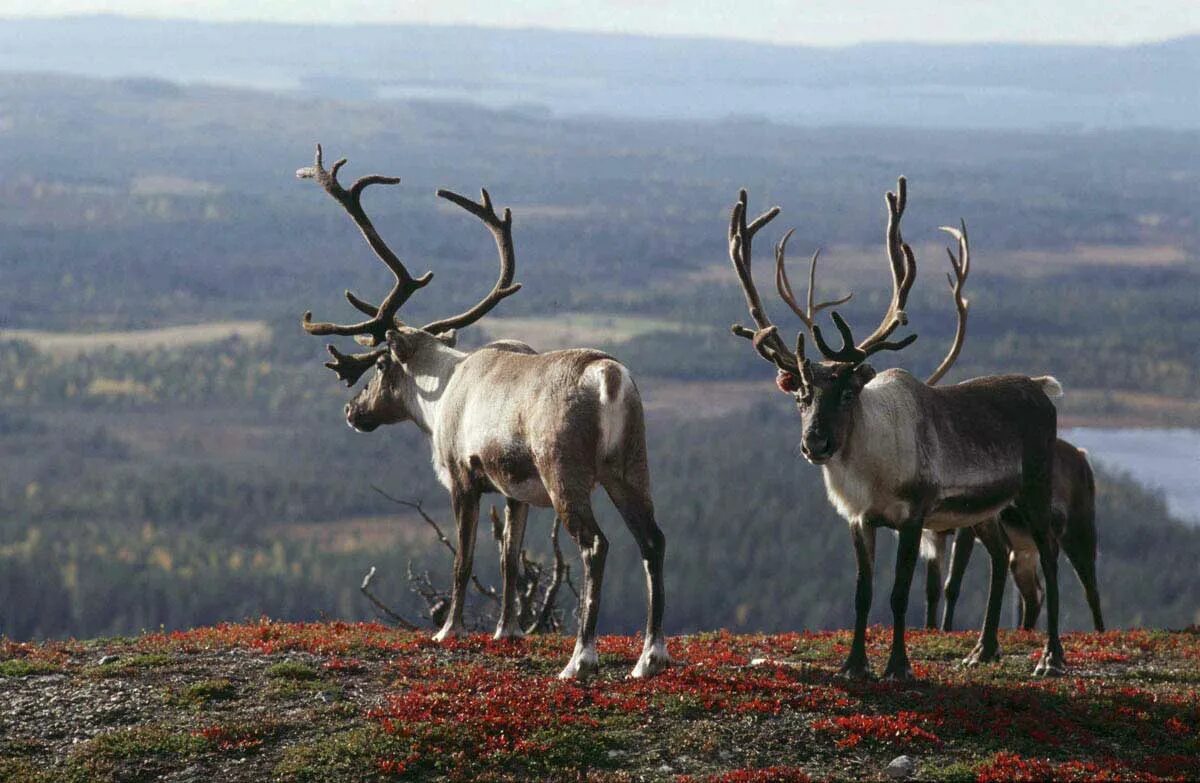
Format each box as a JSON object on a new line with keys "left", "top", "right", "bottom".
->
{"left": 2, "top": 12, "right": 1197, "bottom": 50}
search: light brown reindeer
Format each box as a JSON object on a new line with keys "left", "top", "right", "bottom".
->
{"left": 296, "top": 146, "right": 669, "bottom": 679}
{"left": 727, "top": 178, "right": 1067, "bottom": 679}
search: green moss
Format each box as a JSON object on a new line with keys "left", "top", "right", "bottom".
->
{"left": 70, "top": 725, "right": 203, "bottom": 781}
{"left": 265, "top": 661, "right": 320, "bottom": 681}
{"left": 0, "top": 757, "right": 57, "bottom": 783}
{"left": 0, "top": 659, "right": 62, "bottom": 677}
{"left": 171, "top": 677, "right": 237, "bottom": 705}
{"left": 274, "top": 727, "right": 408, "bottom": 783}
{"left": 90, "top": 653, "right": 173, "bottom": 678}
{"left": 923, "top": 760, "right": 979, "bottom": 782}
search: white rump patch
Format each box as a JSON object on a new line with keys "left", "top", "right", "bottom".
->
{"left": 1034, "top": 376, "right": 1064, "bottom": 399}
{"left": 589, "top": 361, "right": 631, "bottom": 458}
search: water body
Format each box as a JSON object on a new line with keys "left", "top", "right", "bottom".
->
{"left": 1063, "top": 428, "right": 1200, "bottom": 526}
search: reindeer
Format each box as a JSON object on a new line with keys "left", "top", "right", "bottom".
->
{"left": 727, "top": 178, "right": 1067, "bottom": 678}
{"left": 295, "top": 146, "right": 669, "bottom": 679}
{"left": 928, "top": 438, "right": 1104, "bottom": 633}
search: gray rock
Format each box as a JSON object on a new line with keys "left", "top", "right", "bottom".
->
{"left": 886, "top": 755, "right": 917, "bottom": 780}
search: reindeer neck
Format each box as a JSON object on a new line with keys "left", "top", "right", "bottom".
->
{"left": 398, "top": 343, "right": 467, "bottom": 435}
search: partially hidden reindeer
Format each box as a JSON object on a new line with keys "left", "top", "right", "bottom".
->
{"left": 926, "top": 438, "right": 1104, "bottom": 633}
{"left": 296, "top": 146, "right": 669, "bottom": 679}
{"left": 727, "top": 177, "right": 1068, "bottom": 678}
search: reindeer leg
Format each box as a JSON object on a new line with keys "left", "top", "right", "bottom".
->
{"left": 963, "top": 518, "right": 1008, "bottom": 665}
{"left": 839, "top": 521, "right": 876, "bottom": 680}
{"left": 604, "top": 475, "right": 670, "bottom": 678}
{"left": 883, "top": 524, "right": 922, "bottom": 681}
{"left": 554, "top": 496, "right": 607, "bottom": 680}
{"left": 494, "top": 498, "right": 529, "bottom": 640}
{"left": 1010, "top": 547, "right": 1043, "bottom": 631}
{"left": 1024, "top": 453, "right": 1066, "bottom": 677}
{"left": 434, "top": 488, "right": 480, "bottom": 642}
{"left": 942, "top": 525, "right": 976, "bottom": 631}
{"left": 923, "top": 532, "right": 947, "bottom": 629}
{"left": 1061, "top": 514, "right": 1105, "bottom": 633}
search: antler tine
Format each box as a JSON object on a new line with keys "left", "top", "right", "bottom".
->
{"left": 855, "top": 175, "right": 917, "bottom": 352}
{"left": 323, "top": 344, "right": 389, "bottom": 387}
{"left": 420, "top": 188, "right": 523, "bottom": 335}
{"left": 298, "top": 144, "right": 434, "bottom": 349}
{"left": 775, "top": 231, "right": 853, "bottom": 331}
{"left": 925, "top": 219, "right": 971, "bottom": 385}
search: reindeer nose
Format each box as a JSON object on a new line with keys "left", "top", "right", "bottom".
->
{"left": 802, "top": 430, "right": 832, "bottom": 461}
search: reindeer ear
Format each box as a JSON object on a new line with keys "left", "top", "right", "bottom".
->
{"left": 851, "top": 364, "right": 876, "bottom": 388}
{"left": 435, "top": 329, "right": 458, "bottom": 348}
{"left": 386, "top": 330, "right": 416, "bottom": 363}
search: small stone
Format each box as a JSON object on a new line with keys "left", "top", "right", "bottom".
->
{"left": 97, "top": 655, "right": 118, "bottom": 666}
{"left": 658, "top": 764, "right": 674, "bottom": 774}
{"left": 886, "top": 755, "right": 917, "bottom": 780}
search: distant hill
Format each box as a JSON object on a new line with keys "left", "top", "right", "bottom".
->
{"left": 0, "top": 15, "right": 1197, "bottom": 129}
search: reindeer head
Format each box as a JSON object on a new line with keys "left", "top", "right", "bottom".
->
{"left": 296, "top": 144, "right": 521, "bottom": 430}
{"left": 728, "top": 179, "right": 970, "bottom": 465}
{"left": 343, "top": 327, "right": 459, "bottom": 432}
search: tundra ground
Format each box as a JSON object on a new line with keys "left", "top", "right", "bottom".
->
{"left": 1, "top": 623, "right": 1197, "bottom": 782}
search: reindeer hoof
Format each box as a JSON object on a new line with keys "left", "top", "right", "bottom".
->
{"left": 432, "top": 623, "right": 464, "bottom": 643}
{"left": 629, "top": 642, "right": 671, "bottom": 679}
{"left": 492, "top": 625, "right": 526, "bottom": 641}
{"left": 962, "top": 643, "right": 1001, "bottom": 667}
{"left": 558, "top": 658, "right": 599, "bottom": 680}
{"left": 837, "top": 659, "right": 875, "bottom": 681}
{"left": 1033, "top": 642, "right": 1067, "bottom": 677}
{"left": 1033, "top": 652, "right": 1067, "bottom": 677}
{"left": 882, "top": 662, "right": 915, "bottom": 682}
{"left": 558, "top": 647, "right": 599, "bottom": 680}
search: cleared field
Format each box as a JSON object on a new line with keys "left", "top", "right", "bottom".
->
{"left": 684, "top": 240, "right": 1191, "bottom": 285}
{"left": 480, "top": 312, "right": 708, "bottom": 349}
{"left": 0, "top": 320, "right": 271, "bottom": 357}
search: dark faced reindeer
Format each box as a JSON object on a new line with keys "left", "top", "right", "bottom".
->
{"left": 930, "top": 439, "right": 1104, "bottom": 633}
{"left": 296, "top": 146, "right": 669, "bottom": 679}
{"left": 727, "top": 178, "right": 1067, "bottom": 679}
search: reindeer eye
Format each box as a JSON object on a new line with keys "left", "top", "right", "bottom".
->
{"left": 375, "top": 356, "right": 389, "bottom": 371}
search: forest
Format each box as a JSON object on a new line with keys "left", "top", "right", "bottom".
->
{"left": 1, "top": 74, "right": 1199, "bottom": 641}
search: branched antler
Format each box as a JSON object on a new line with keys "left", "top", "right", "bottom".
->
{"left": 727, "top": 189, "right": 814, "bottom": 390}
{"left": 298, "top": 146, "right": 526, "bottom": 386}
{"left": 298, "top": 144, "right": 433, "bottom": 348}
{"left": 925, "top": 220, "right": 970, "bottom": 385}
{"left": 421, "top": 188, "right": 522, "bottom": 335}
{"left": 808, "top": 176, "right": 919, "bottom": 364}
{"left": 775, "top": 232, "right": 853, "bottom": 332}
{"left": 852, "top": 176, "right": 918, "bottom": 352}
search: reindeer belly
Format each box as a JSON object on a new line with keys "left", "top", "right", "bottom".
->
{"left": 926, "top": 476, "right": 1022, "bottom": 531}
{"left": 472, "top": 441, "right": 554, "bottom": 508}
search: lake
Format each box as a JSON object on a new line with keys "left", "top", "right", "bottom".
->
{"left": 1063, "top": 428, "right": 1200, "bottom": 526}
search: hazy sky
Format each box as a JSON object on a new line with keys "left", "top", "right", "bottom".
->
{"left": 1, "top": 1, "right": 1196, "bottom": 45}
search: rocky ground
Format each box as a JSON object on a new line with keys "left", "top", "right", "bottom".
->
{"left": 1, "top": 623, "right": 1198, "bottom": 782}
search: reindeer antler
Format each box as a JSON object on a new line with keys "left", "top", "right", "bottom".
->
{"left": 298, "top": 145, "right": 525, "bottom": 385}
{"left": 809, "top": 176, "right": 919, "bottom": 365}
{"left": 726, "top": 189, "right": 814, "bottom": 391}
{"left": 420, "top": 188, "right": 522, "bottom": 335}
{"left": 298, "top": 144, "right": 433, "bottom": 351}
{"left": 925, "top": 220, "right": 970, "bottom": 385}
{"left": 775, "top": 231, "right": 853, "bottom": 332}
